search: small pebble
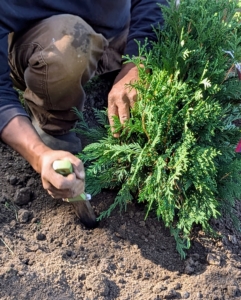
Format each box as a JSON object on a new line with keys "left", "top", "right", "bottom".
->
{"left": 129, "top": 211, "right": 134, "bottom": 218}
{"left": 132, "top": 244, "right": 139, "bottom": 250}
{"left": 163, "top": 289, "right": 177, "bottom": 299}
{"left": 186, "top": 257, "right": 195, "bottom": 266}
{"left": 78, "top": 273, "right": 86, "bottom": 281}
{"left": 26, "top": 244, "right": 39, "bottom": 252}
{"left": 153, "top": 282, "right": 167, "bottom": 293}
{"left": 207, "top": 253, "right": 221, "bottom": 266}
{"left": 139, "top": 221, "right": 145, "bottom": 227}
{"left": 191, "top": 253, "right": 200, "bottom": 260}
{"left": 143, "top": 272, "right": 151, "bottom": 279}
{"left": 182, "top": 291, "right": 190, "bottom": 299}
{"left": 174, "top": 282, "right": 182, "bottom": 290}
{"left": 9, "top": 175, "right": 18, "bottom": 185}
{"left": 18, "top": 209, "right": 31, "bottom": 223}
{"left": 228, "top": 235, "right": 237, "bottom": 245}
{"left": 184, "top": 265, "right": 195, "bottom": 275}
{"left": 222, "top": 236, "right": 228, "bottom": 245}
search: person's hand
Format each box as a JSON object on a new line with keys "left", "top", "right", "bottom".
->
{"left": 108, "top": 62, "right": 138, "bottom": 137}
{"left": 38, "top": 149, "right": 85, "bottom": 199}
{"left": 1, "top": 116, "right": 85, "bottom": 199}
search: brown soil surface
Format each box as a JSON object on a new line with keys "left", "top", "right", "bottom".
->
{"left": 1, "top": 75, "right": 241, "bottom": 300}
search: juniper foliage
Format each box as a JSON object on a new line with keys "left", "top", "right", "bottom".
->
{"left": 75, "top": 0, "right": 241, "bottom": 258}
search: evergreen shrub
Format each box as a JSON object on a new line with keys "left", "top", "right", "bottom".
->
{"left": 74, "top": 0, "right": 241, "bottom": 257}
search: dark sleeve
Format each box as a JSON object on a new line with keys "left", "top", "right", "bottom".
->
{"left": 0, "top": 29, "right": 30, "bottom": 136}
{"left": 124, "top": 0, "right": 168, "bottom": 57}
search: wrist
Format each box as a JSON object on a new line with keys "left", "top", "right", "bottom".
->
{"left": 1, "top": 115, "right": 51, "bottom": 173}
{"left": 121, "top": 62, "right": 136, "bottom": 71}
{"left": 29, "top": 144, "right": 52, "bottom": 174}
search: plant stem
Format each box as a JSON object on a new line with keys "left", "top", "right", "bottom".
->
{"left": 0, "top": 237, "right": 14, "bottom": 255}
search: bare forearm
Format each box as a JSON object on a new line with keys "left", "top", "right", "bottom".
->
{"left": 1, "top": 115, "right": 50, "bottom": 173}
{"left": 1, "top": 115, "right": 86, "bottom": 199}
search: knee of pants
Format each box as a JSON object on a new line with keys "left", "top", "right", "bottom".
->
{"left": 23, "top": 14, "right": 108, "bottom": 111}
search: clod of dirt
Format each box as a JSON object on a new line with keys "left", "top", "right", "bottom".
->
{"left": 222, "top": 235, "right": 229, "bottom": 245}
{"left": 86, "top": 274, "right": 110, "bottom": 297}
{"left": 139, "top": 221, "right": 145, "bottom": 227}
{"left": 173, "top": 282, "right": 182, "bottom": 290}
{"left": 78, "top": 272, "right": 86, "bottom": 281}
{"left": 153, "top": 282, "right": 167, "bottom": 293}
{"left": 162, "top": 288, "right": 178, "bottom": 299}
{"left": 26, "top": 178, "right": 35, "bottom": 187}
{"left": 25, "top": 243, "right": 39, "bottom": 252}
{"left": 182, "top": 291, "right": 190, "bottom": 299}
{"left": 227, "top": 285, "right": 240, "bottom": 297}
{"left": 35, "top": 232, "right": 46, "bottom": 241}
{"left": 98, "top": 258, "right": 116, "bottom": 273}
{"left": 184, "top": 258, "right": 196, "bottom": 274}
{"left": 13, "top": 187, "right": 31, "bottom": 205}
{"left": 184, "top": 265, "right": 195, "bottom": 274}
{"left": 9, "top": 175, "right": 18, "bottom": 185}
{"left": 18, "top": 209, "right": 31, "bottom": 223}
{"left": 191, "top": 253, "right": 200, "bottom": 260}
{"left": 61, "top": 249, "right": 73, "bottom": 259}
{"left": 0, "top": 192, "right": 8, "bottom": 203}
{"left": 228, "top": 235, "right": 238, "bottom": 245}
{"left": 196, "top": 292, "right": 203, "bottom": 298}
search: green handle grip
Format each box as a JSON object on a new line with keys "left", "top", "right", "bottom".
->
{"left": 53, "top": 160, "right": 89, "bottom": 202}
{"left": 53, "top": 160, "right": 73, "bottom": 176}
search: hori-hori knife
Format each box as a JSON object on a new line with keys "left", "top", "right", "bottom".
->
{"left": 53, "top": 160, "right": 98, "bottom": 229}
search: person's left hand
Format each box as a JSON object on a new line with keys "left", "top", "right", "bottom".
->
{"left": 107, "top": 62, "right": 138, "bottom": 137}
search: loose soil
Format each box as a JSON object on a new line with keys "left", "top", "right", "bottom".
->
{"left": 1, "top": 74, "right": 241, "bottom": 300}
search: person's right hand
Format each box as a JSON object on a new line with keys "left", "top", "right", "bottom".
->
{"left": 1, "top": 116, "right": 85, "bottom": 199}
{"left": 38, "top": 149, "right": 85, "bottom": 199}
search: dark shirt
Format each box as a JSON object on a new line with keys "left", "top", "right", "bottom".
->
{"left": 0, "top": 0, "right": 167, "bottom": 134}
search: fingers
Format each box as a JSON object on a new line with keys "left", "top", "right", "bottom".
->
{"left": 108, "top": 90, "right": 136, "bottom": 137}
{"left": 40, "top": 150, "right": 85, "bottom": 199}
{"left": 107, "top": 99, "right": 119, "bottom": 136}
{"left": 108, "top": 93, "right": 131, "bottom": 137}
{"left": 108, "top": 88, "right": 132, "bottom": 124}
{"left": 48, "top": 188, "right": 71, "bottom": 199}
{"left": 42, "top": 171, "right": 76, "bottom": 191}
{"left": 107, "top": 63, "right": 139, "bottom": 136}
{"left": 128, "top": 87, "right": 138, "bottom": 107}
{"left": 118, "top": 99, "right": 130, "bottom": 124}
{"left": 44, "top": 173, "right": 85, "bottom": 199}
{"left": 66, "top": 156, "right": 85, "bottom": 180}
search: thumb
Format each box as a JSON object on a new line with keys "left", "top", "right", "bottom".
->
{"left": 75, "top": 169, "right": 85, "bottom": 181}
{"left": 72, "top": 164, "right": 85, "bottom": 181}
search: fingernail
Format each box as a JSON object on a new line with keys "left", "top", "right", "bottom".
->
{"left": 76, "top": 170, "right": 85, "bottom": 180}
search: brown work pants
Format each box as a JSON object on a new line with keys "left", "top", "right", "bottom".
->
{"left": 8, "top": 14, "right": 127, "bottom": 135}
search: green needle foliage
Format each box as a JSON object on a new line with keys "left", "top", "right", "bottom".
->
{"left": 75, "top": 0, "right": 241, "bottom": 258}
